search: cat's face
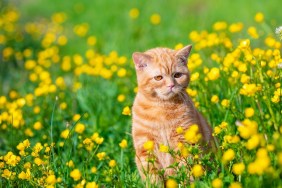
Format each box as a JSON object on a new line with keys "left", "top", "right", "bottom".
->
{"left": 133, "top": 45, "right": 192, "bottom": 100}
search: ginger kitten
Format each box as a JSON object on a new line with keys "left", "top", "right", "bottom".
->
{"left": 131, "top": 45, "right": 213, "bottom": 184}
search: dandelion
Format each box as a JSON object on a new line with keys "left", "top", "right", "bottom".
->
{"left": 207, "top": 67, "right": 220, "bottom": 81}
{"left": 254, "top": 12, "right": 264, "bottom": 23}
{"left": 150, "top": 13, "right": 161, "bottom": 25}
{"left": 192, "top": 164, "right": 204, "bottom": 177}
{"left": 229, "top": 182, "right": 242, "bottom": 188}
{"left": 278, "top": 152, "right": 282, "bottom": 166}
{"left": 86, "top": 182, "right": 99, "bottom": 188}
{"left": 222, "top": 149, "right": 235, "bottom": 163}
{"left": 129, "top": 8, "right": 139, "bottom": 19}
{"left": 244, "top": 107, "right": 254, "bottom": 118}
{"left": 119, "top": 139, "right": 128, "bottom": 149}
{"left": 91, "top": 167, "right": 97, "bottom": 173}
{"left": 2, "top": 169, "right": 12, "bottom": 179}
{"left": 117, "top": 94, "right": 125, "bottom": 102}
{"left": 176, "top": 126, "right": 184, "bottom": 134}
{"left": 109, "top": 160, "right": 116, "bottom": 168}
{"left": 245, "top": 134, "right": 260, "bottom": 150}
{"left": 96, "top": 152, "right": 106, "bottom": 160}
{"left": 70, "top": 169, "right": 82, "bottom": 181}
{"left": 184, "top": 124, "right": 202, "bottom": 144}
{"left": 87, "top": 36, "right": 97, "bottom": 46}
{"left": 212, "top": 178, "right": 223, "bottom": 188}
{"left": 232, "top": 162, "right": 245, "bottom": 175}
{"left": 143, "top": 140, "right": 154, "bottom": 151}
{"left": 46, "top": 174, "right": 57, "bottom": 185}
{"left": 33, "top": 121, "right": 43, "bottom": 130}
{"left": 122, "top": 106, "right": 131, "bottom": 116}
{"left": 117, "top": 68, "right": 126, "bottom": 77}
{"left": 221, "top": 99, "right": 230, "bottom": 108}
{"left": 75, "top": 123, "right": 85, "bottom": 134}
{"left": 166, "top": 179, "right": 178, "bottom": 188}
{"left": 213, "top": 21, "right": 227, "bottom": 31}
{"left": 211, "top": 95, "right": 219, "bottom": 103}
{"left": 60, "top": 129, "right": 70, "bottom": 139}
{"left": 159, "top": 144, "right": 169, "bottom": 153}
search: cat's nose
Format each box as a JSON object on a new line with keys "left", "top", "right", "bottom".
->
{"left": 168, "top": 84, "right": 175, "bottom": 89}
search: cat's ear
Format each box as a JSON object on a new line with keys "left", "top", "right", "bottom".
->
{"left": 132, "top": 52, "right": 152, "bottom": 70}
{"left": 176, "top": 45, "right": 192, "bottom": 65}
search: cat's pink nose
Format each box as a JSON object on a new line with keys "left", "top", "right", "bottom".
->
{"left": 168, "top": 84, "right": 175, "bottom": 90}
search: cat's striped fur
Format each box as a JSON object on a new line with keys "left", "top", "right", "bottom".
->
{"left": 132, "top": 45, "right": 213, "bottom": 184}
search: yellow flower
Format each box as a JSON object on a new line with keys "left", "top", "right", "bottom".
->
{"left": 96, "top": 152, "right": 106, "bottom": 160}
{"left": 109, "top": 160, "right": 116, "bottom": 168}
{"left": 229, "top": 22, "right": 243, "bottom": 33}
{"left": 248, "top": 26, "right": 259, "bottom": 39}
{"left": 61, "top": 129, "right": 70, "bottom": 139}
{"left": 214, "top": 126, "right": 221, "bottom": 135}
{"left": 239, "top": 84, "right": 259, "bottom": 96}
{"left": 150, "top": 13, "right": 161, "bottom": 25}
{"left": 119, "top": 139, "right": 128, "bottom": 149}
{"left": 46, "top": 174, "right": 57, "bottom": 185}
{"left": 213, "top": 21, "right": 227, "bottom": 31}
{"left": 91, "top": 167, "right": 97, "bottom": 173}
{"left": 221, "top": 99, "right": 230, "bottom": 108}
{"left": 18, "top": 171, "right": 27, "bottom": 180}
{"left": 73, "top": 23, "right": 89, "bottom": 37}
{"left": 33, "top": 106, "right": 41, "bottom": 114}
{"left": 184, "top": 124, "right": 202, "bottom": 144}
{"left": 166, "top": 179, "right": 178, "bottom": 188}
{"left": 117, "top": 68, "right": 127, "bottom": 77}
{"left": 222, "top": 149, "right": 235, "bottom": 163}
{"left": 143, "top": 140, "right": 154, "bottom": 151}
{"left": 122, "top": 106, "right": 131, "bottom": 116}
{"left": 232, "top": 162, "right": 245, "bottom": 175}
{"left": 192, "top": 164, "right": 204, "bottom": 177}
{"left": 244, "top": 107, "right": 254, "bottom": 118}
{"left": 4, "top": 152, "right": 20, "bottom": 166}
{"left": 87, "top": 36, "right": 97, "bottom": 46}
{"left": 66, "top": 160, "right": 75, "bottom": 167}
{"left": 129, "top": 8, "right": 139, "bottom": 19}
{"left": 2, "top": 169, "right": 12, "bottom": 179}
{"left": 240, "top": 74, "right": 250, "bottom": 84}
{"left": 212, "top": 178, "right": 223, "bottom": 188}
{"left": 237, "top": 119, "right": 258, "bottom": 139}
{"left": 86, "top": 182, "right": 99, "bottom": 188}
{"left": 254, "top": 12, "right": 264, "bottom": 23}
{"left": 229, "top": 182, "right": 242, "bottom": 188}
{"left": 278, "top": 152, "right": 282, "bottom": 166}
{"left": 117, "top": 94, "right": 125, "bottom": 102}
{"left": 34, "top": 157, "right": 43, "bottom": 166}
{"left": 33, "top": 121, "right": 43, "bottom": 130}
{"left": 159, "top": 144, "right": 169, "bottom": 153}
{"left": 245, "top": 134, "right": 260, "bottom": 150}
{"left": 176, "top": 126, "right": 184, "bottom": 134}
{"left": 70, "top": 169, "right": 82, "bottom": 181}
{"left": 207, "top": 67, "right": 220, "bottom": 81}
{"left": 75, "top": 123, "right": 85, "bottom": 134}
{"left": 190, "top": 72, "right": 200, "bottom": 81}
{"left": 73, "top": 114, "right": 81, "bottom": 121}
{"left": 211, "top": 95, "right": 219, "bottom": 103}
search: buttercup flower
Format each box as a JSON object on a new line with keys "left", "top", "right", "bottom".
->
{"left": 70, "top": 169, "right": 82, "bottom": 181}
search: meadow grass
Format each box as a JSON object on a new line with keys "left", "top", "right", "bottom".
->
{"left": 0, "top": 0, "right": 282, "bottom": 187}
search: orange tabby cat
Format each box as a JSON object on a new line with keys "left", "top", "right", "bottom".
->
{"left": 132, "top": 45, "right": 213, "bottom": 184}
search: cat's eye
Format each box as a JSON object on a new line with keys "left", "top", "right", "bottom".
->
{"left": 174, "top": 72, "right": 183, "bottom": 78}
{"left": 154, "top": 75, "right": 163, "bottom": 81}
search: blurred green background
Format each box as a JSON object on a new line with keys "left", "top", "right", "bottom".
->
{"left": 13, "top": 0, "right": 282, "bottom": 55}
